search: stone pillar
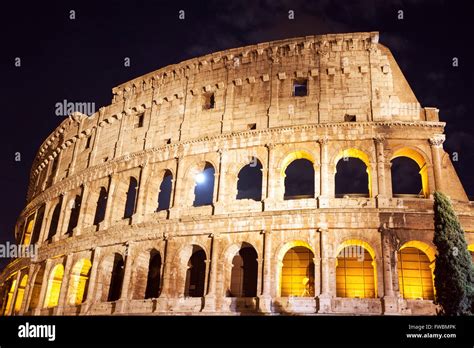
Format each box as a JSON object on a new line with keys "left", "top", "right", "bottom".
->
{"left": 263, "top": 143, "right": 278, "bottom": 209}
{"left": 132, "top": 162, "right": 150, "bottom": 224}
{"left": 33, "top": 258, "right": 53, "bottom": 315}
{"left": 203, "top": 234, "right": 221, "bottom": 311}
{"left": 380, "top": 227, "right": 400, "bottom": 314}
{"left": 54, "top": 254, "right": 74, "bottom": 315}
{"left": 318, "top": 225, "right": 332, "bottom": 313}
{"left": 102, "top": 175, "right": 117, "bottom": 229}
{"left": 51, "top": 194, "right": 65, "bottom": 243}
{"left": 169, "top": 156, "right": 184, "bottom": 218}
{"left": 159, "top": 237, "right": 173, "bottom": 299}
{"left": 36, "top": 202, "right": 51, "bottom": 246}
{"left": 374, "top": 136, "right": 390, "bottom": 207}
{"left": 429, "top": 135, "right": 445, "bottom": 193}
{"left": 213, "top": 150, "right": 225, "bottom": 214}
{"left": 19, "top": 266, "right": 37, "bottom": 314}
{"left": 116, "top": 243, "right": 134, "bottom": 313}
{"left": 67, "top": 120, "right": 84, "bottom": 176}
{"left": 7, "top": 271, "right": 22, "bottom": 316}
{"left": 258, "top": 230, "right": 272, "bottom": 313}
{"left": 318, "top": 137, "right": 330, "bottom": 208}
{"left": 74, "top": 183, "right": 90, "bottom": 236}
{"left": 81, "top": 247, "right": 101, "bottom": 314}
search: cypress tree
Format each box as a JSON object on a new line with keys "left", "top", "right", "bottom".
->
{"left": 433, "top": 191, "right": 474, "bottom": 315}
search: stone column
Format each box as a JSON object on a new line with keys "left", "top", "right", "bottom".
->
{"left": 37, "top": 201, "right": 52, "bottom": 245}
{"left": 374, "top": 136, "right": 389, "bottom": 207}
{"left": 204, "top": 234, "right": 221, "bottom": 311}
{"left": 429, "top": 135, "right": 445, "bottom": 193}
{"left": 318, "top": 225, "right": 332, "bottom": 313}
{"left": 33, "top": 258, "right": 53, "bottom": 315}
{"left": 67, "top": 120, "right": 84, "bottom": 176}
{"left": 74, "top": 183, "right": 90, "bottom": 236}
{"left": 54, "top": 254, "right": 74, "bottom": 315}
{"left": 7, "top": 271, "right": 22, "bottom": 316}
{"left": 159, "top": 237, "right": 173, "bottom": 299}
{"left": 263, "top": 144, "right": 278, "bottom": 210}
{"left": 81, "top": 247, "right": 101, "bottom": 314}
{"left": 318, "top": 137, "right": 330, "bottom": 208}
{"left": 51, "top": 194, "right": 66, "bottom": 243}
{"left": 169, "top": 156, "right": 184, "bottom": 218}
{"left": 258, "top": 230, "right": 272, "bottom": 313}
{"left": 132, "top": 162, "right": 150, "bottom": 224}
{"left": 117, "top": 243, "right": 134, "bottom": 313}
{"left": 213, "top": 150, "right": 225, "bottom": 214}
{"left": 102, "top": 175, "right": 117, "bottom": 229}
{"left": 19, "top": 266, "right": 37, "bottom": 314}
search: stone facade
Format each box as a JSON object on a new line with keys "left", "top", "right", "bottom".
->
{"left": 1, "top": 32, "right": 473, "bottom": 316}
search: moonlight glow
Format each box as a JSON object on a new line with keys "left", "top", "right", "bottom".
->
{"left": 195, "top": 173, "right": 206, "bottom": 184}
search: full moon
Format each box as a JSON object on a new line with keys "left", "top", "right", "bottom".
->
{"left": 195, "top": 172, "right": 206, "bottom": 184}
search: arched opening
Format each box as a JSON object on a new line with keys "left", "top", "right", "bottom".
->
{"left": 397, "top": 247, "right": 434, "bottom": 300}
{"left": 281, "top": 246, "right": 315, "bottom": 297}
{"left": 184, "top": 247, "right": 206, "bottom": 297}
{"left": 66, "top": 195, "right": 82, "bottom": 235}
{"left": 14, "top": 274, "right": 28, "bottom": 313}
{"left": 22, "top": 215, "right": 35, "bottom": 246}
{"left": 47, "top": 199, "right": 62, "bottom": 241}
{"left": 145, "top": 251, "right": 162, "bottom": 299}
{"left": 391, "top": 148, "right": 429, "bottom": 198}
{"left": 391, "top": 157, "right": 423, "bottom": 197}
{"left": 124, "top": 177, "right": 138, "bottom": 219}
{"left": 336, "top": 244, "right": 376, "bottom": 298}
{"left": 28, "top": 264, "right": 45, "bottom": 311}
{"left": 284, "top": 159, "right": 315, "bottom": 200}
{"left": 193, "top": 163, "right": 215, "bottom": 207}
{"left": 44, "top": 264, "right": 64, "bottom": 308}
{"left": 107, "top": 253, "right": 125, "bottom": 302}
{"left": 93, "top": 187, "right": 108, "bottom": 225}
{"left": 236, "top": 159, "right": 263, "bottom": 201}
{"left": 3, "top": 277, "right": 16, "bottom": 315}
{"left": 157, "top": 170, "right": 173, "bottom": 211}
{"left": 30, "top": 204, "right": 45, "bottom": 245}
{"left": 335, "top": 149, "right": 371, "bottom": 198}
{"left": 67, "top": 259, "right": 92, "bottom": 305}
{"left": 229, "top": 244, "right": 258, "bottom": 297}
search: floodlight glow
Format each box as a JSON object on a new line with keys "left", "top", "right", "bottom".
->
{"left": 195, "top": 173, "right": 206, "bottom": 184}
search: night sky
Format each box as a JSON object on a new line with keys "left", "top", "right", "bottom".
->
{"left": 1, "top": 0, "right": 473, "bottom": 269}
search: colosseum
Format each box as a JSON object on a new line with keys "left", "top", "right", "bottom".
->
{"left": 1, "top": 31, "right": 473, "bottom": 316}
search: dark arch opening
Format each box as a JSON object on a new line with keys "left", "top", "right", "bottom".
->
{"left": 47, "top": 198, "right": 62, "bottom": 241}
{"left": 145, "top": 251, "right": 162, "bottom": 299}
{"left": 184, "top": 247, "right": 206, "bottom": 297}
{"left": 193, "top": 163, "right": 215, "bottom": 207}
{"left": 236, "top": 160, "right": 263, "bottom": 201}
{"left": 107, "top": 253, "right": 125, "bottom": 302}
{"left": 229, "top": 245, "right": 258, "bottom": 297}
{"left": 30, "top": 204, "right": 45, "bottom": 245}
{"left": 391, "top": 157, "right": 423, "bottom": 196}
{"left": 284, "top": 159, "right": 314, "bottom": 200}
{"left": 93, "top": 187, "right": 108, "bottom": 225}
{"left": 335, "top": 158, "right": 369, "bottom": 197}
{"left": 66, "top": 195, "right": 82, "bottom": 236}
{"left": 124, "top": 177, "right": 138, "bottom": 219}
{"left": 157, "top": 170, "right": 173, "bottom": 211}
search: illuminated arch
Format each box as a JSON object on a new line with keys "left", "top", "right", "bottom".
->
{"left": 3, "top": 277, "right": 17, "bottom": 315}
{"left": 391, "top": 147, "right": 430, "bottom": 197}
{"left": 13, "top": 274, "right": 28, "bottom": 313}
{"left": 277, "top": 241, "right": 315, "bottom": 297}
{"left": 44, "top": 264, "right": 64, "bottom": 308}
{"left": 334, "top": 148, "right": 372, "bottom": 197}
{"left": 397, "top": 241, "right": 435, "bottom": 300}
{"left": 22, "top": 217, "right": 34, "bottom": 246}
{"left": 67, "top": 259, "right": 92, "bottom": 305}
{"left": 280, "top": 150, "right": 315, "bottom": 176}
{"left": 335, "top": 239, "right": 377, "bottom": 298}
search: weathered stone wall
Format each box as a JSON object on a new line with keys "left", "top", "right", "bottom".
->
{"left": 2, "top": 32, "right": 474, "bottom": 316}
